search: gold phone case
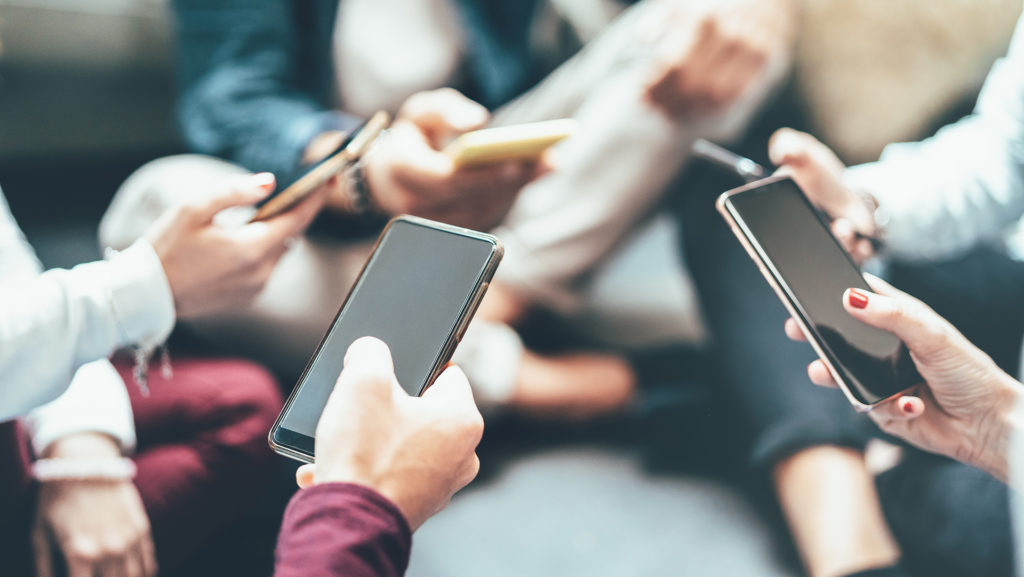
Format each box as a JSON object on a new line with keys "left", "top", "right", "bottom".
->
{"left": 445, "top": 118, "right": 577, "bottom": 168}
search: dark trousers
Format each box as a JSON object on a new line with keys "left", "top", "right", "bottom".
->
{"left": 674, "top": 172, "right": 1019, "bottom": 577}
{"left": 0, "top": 357, "right": 283, "bottom": 577}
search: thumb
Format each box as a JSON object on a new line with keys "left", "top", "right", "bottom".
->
{"left": 295, "top": 464, "right": 317, "bottom": 489}
{"left": 190, "top": 173, "right": 276, "bottom": 224}
{"left": 336, "top": 337, "right": 398, "bottom": 398}
{"left": 401, "top": 89, "right": 489, "bottom": 135}
{"left": 841, "top": 286, "right": 949, "bottom": 359}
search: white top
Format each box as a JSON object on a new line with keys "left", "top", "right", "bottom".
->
{"left": 333, "top": 0, "right": 464, "bottom": 117}
{"left": 0, "top": 191, "right": 176, "bottom": 454}
{"left": 846, "top": 13, "right": 1024, "bottom": 262}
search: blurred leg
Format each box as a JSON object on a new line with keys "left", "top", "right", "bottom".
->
{"left": 114, "top": 357, "right": 283, "bottom": 574}
{"left": 678, "top": 177, "right": 899, "bottom": 577}
{"left": 0, "top": 421, "right": 35, "bottom": 576}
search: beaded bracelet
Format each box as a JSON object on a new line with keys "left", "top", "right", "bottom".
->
{"left": 32, "top": 458, "right": 137, "bottom": 482}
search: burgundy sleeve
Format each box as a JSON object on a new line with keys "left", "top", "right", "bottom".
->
{"left": 274, "top": 483, "right": 413, "bottom": 577}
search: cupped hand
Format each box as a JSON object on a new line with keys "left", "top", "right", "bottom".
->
{"left": 769, "top": 127, "right": 878, "bottom": 263}
{"left": 644, "top": 0, "right": 797, "bottom": 117}
{"left": 363, "top": 88, "right": 544, "bottom": 230}
{"left": 33, "top": 434, "right": 156, "bottom": 577}
{"left": 296, "top": 337, "right": 484, "bottom": 530}
{"left": 146, "top": 172, "right": 326, "bottom": 319}
{"left": 785, "top": 275, "right": 1021, "bottom": 480}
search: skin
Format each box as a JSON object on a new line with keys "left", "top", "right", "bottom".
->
{"left": 146, "top": 173, "right": 327, "bottom": 319}
{"left": 786, "top": 276, "right": 1022, "bottom": 483}
{"left": 295, "top": 337, "right": 484, "bottom": 530}
{"left": 309, "top": 88, "right": 546, "bottom": 231}
{"left": 33, "top": 433, "right": 156, "bottom": 577}
{"left": 643, "top": 0, "right": 798, "bottom": 118}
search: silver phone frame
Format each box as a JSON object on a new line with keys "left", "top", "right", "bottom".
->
{"left": 268, "top": 215, "right": 504, "bottom": 463}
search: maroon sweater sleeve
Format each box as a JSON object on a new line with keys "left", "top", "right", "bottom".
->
{"left": 274, "top": 483, "right": 413, "bottom": 577}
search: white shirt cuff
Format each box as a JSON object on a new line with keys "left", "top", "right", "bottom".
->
{"left": 106, "top": 240, "right": 176, "bottom": 350}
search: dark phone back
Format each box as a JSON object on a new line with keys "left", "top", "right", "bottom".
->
{"left": 719, "top": 177, "right": 920, "bottom": 407}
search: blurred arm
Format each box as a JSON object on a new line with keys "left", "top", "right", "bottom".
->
{"left": 846, "top": 15, "right": 1024, "bottom": 261}
{"left": 0, "top": 191, "right": 174, "bottom": 421}
{"left": 173, "top": 0, "right": 363, "bottom": 177}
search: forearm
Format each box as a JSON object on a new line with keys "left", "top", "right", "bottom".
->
{"left": 274, "top": 483, "right": 412, "bottom": 577}
{"left": 0, "top": 240, "right": 174, "bottom": 420}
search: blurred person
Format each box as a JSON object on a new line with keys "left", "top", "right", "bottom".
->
{"left": 722, "top": 12, "right": 1024, "bottom": 577}
{"left": 0, "top": 175, "right": 325, "bottom": 577}
{"left": 274, "top": 337, "right": 484, "bottom": 577}
{"left": 98, "top": 0, "right": 797, "bottom": 418}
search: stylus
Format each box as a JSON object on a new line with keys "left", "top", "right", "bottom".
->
{"left": 692, "top": 139, "right": 767, "bottom": 183}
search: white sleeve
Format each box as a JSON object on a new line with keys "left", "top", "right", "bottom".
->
{"left": 0, "top": 192, "right": 176, "bottom": 422}
{"left": 845, "top": 15, "right": 1024, "bottom": 261}
{"left": 23, "top": 360, "right": 136, "bottom": 456}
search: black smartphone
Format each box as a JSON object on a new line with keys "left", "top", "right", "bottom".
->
{"left": 717, "top": 176, "right": 919, "bottom": 410}
{"left": 269, "top": 216, "right": 503, "bottom": 462}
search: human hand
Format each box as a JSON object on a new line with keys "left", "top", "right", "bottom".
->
{"left": 363, "top": 88, "right": 544, "bottom": 230}
{"left": 769, "top": 127, "right": 878, "bottom": 263}
{"left": 784, "top": 275, "right": 1022, "bottom": 481}
{"left": 33, "top": 433, "right": 156, "bottom": 577}
{"left": 146, "top": 172, "right": 326, "bottom": 318}
{"left": 294, "top": 337, "right": 484, "bottom": 530}
{"left": 644, "top": 0, "right": 797, "bottom": 117}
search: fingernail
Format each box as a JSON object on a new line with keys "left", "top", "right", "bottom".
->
{"left": 848, "top": 288, "right": 869, "bottom": 309}
{"left": 252, "top": 172, "right": 276, "bottom": 188}
{"left": 901, "top": 399, "right": 915, "bottom": 414}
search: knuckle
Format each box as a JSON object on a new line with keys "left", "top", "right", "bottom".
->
{"left": 68, "top": 538, "right": 101, "bottom": 563}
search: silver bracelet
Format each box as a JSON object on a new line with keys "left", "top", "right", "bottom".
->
{"left": 32, "top": 457, "right": 137, "bottom": 482}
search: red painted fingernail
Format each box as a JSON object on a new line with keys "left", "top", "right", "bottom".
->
{"left": 848, "top": 289, "right": 869, "bottom": 309}
{"left": 901, "top": 399, "right": 915, "bottom": 414}
{"left": 252, "top": 172, "right": 276, "bottom": 187}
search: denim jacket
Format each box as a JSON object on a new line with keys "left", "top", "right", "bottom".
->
{"left": 173, "top": 0, "right": 542, "bottom": 178}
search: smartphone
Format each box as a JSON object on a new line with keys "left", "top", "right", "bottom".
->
{"left": 717, "top": 176, "right": 920, "bottom": 411}
{"left": 269, "top": 216, "right": 503, "bottom": 462}
{"left": 249, "top": 111, "right": 390, "bottom": 222}
{"left": 444, "top": 118, "right": 577, "bottom": 168}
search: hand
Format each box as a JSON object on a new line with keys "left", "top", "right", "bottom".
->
{"left": 302, "top": 131, "right": 351, "bottom": 212}
{"left": 33, "top": 433, "right": 156, "bottom": 577}
{"left": 146, "top": 172, "right": 326, "bottom": 318}
{"left": 363, "top": 88, "right": 544, "bottom": 230}
{"left": 295, "top": 337, "right": 484, "bottom": 530}
{"left": 769, "top": 127, "right": 878, "bottom": 263}
{"left": 784, "top": 275, "right": 1022, "bottom": 481}
{"left": 644, "top": 0, "right": 797, "bottom": 117}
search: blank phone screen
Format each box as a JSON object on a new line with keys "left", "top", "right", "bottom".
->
{"left": 278, "top": 219, "right": 498, "bottom": 438}
{"left": 726, "top": 179, "right": 919, "bottom": 406}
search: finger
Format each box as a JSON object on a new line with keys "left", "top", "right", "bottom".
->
{"left": 139, "top": 534, "right": 158, "bottom": 577}
{"left": 400, "top": 88, "right": 489, "bottom": 136}
{"left": 421, "top": 365, "right": 483, "bottom": 427}
{"left": 296, "top": 464, "right": 317, "bottom": 489}
{"left": 252, "top": 185, "right": 328, "bottom": 253}
{"left": 831, "top": 219, "right": 859, "bottom": 254}
{"left": 808, "top": 359, "right": 839, "bottom": 388}
{"left": 99, "top": 555, "right": 127, "bottom": 577}
{"left": 784, "top": 318, "right": 807, "bottom": 342}
{"left": 876, "top": 395, "right": 926, "bottom": 420}
{"left": 189, "top": 173, "right": 276, "bottom": 224}
{"left": 768, "top": 128, "right": 838, "bottom": 170}
{"left": 123, "top": 545, "right": 145, "bottom": 577}
{"left": 840, "top": 287, "right": 948, "bottom": 356}
{"left": 861, "top": 273, "right": 904, "bottom": 297}
{"left": 32, "top": 522, "right": 54, "bottom": 577}
{"left": 336, "top": 337, "right": 398, "bottom": 398}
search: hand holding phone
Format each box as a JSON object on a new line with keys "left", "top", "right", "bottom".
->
{"left": 717, "top": 176, "right": 919, "bottom": 410}
{"left": 270, "top": 216, "right": 502, "bottom": 462}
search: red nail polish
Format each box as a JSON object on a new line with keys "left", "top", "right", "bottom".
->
{"left": 848, "top": 289, "right": 869, "bottom": 309}
{"left": 901, "top": 399, "right": 915, "bottom": 414}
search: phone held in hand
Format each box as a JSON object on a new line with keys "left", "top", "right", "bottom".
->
{"left": 444, "top": 118, "right": 577, "bottom": 169}
{"left": 269, "top": 216, "right": 503, "bottom": 463}
{"left": 717, "top": 176, "right": 920, "bottom": 411}
{"left": 249, "top": 110, "right": 391, "bottom": 222}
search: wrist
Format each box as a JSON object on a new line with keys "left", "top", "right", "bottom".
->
{"left": 44, "top": 432, "right": 122, "bottom": 460}
{"left": 969, "top": 373, "right": 1022, "bottom": 482}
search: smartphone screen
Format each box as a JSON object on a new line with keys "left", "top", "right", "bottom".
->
{"left": 271, "top": 217, "right": 501, "bottom": 460}
{"left": 720, "top": 177, "right": 920, "bottom": 407}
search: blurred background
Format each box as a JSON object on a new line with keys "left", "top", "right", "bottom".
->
{"left": 0, "top": 1, "right": 1020, "bottom": 576}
